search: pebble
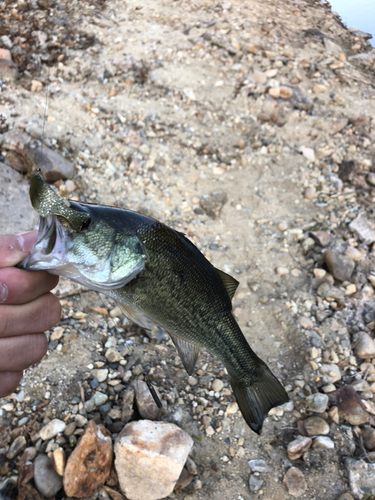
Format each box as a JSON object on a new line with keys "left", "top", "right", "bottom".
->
{"left": 319, "top": 364, "right": 341, "bottom": 384}
{"left": 324, "top": 250, "right": 355, "bottom": 282}
{"left": 91, "top": 369, "right": 108, "bottom": 383}
{"left": 278, "top": 221, "right": 288, "bottom": 231}
{"left": 300, "top": 317, "right": 314, "bottom": 329}
{"left": 75, "top": 415, "right": 88, "bottom": 427}
{"left": 305, "top": 393, "right": 329, "bottom": 413}
{"left": 310, "top": 231, "right": 331, "bottom": 247}
{"left": 344, "top": 247, "right": 363, "bottom": 262}
{"left": 226, "top": 402, "right": 238, "bottom": 415}
{"left": 52, "top": 447, "right": 66, "bottom": 476}
{"left": 345, "top": 284, "right": 357, "bottom": 295}
{"left": 91, "top": 392, "right": 109, "bottom": 407}
{"left": 105, "top": 347, "right": 121, "bottom": 363}
{"left": 248, "top": 459, "right": 269, "bottom": 473}
{"left": 335, "top": 386, "right": 370, "bottom": 425}
{"left": 115, "top": 420, "right": 193, "bottom": 500}
{"left": 64, "top": 422, "right": 77, "bottom": 436}
{"left": 361, "top": 428, "right": 375, "bottom": 451}
{"left": 212, "top": 379, "right": 224, "bottom": 392}
{"left": 313, "top": 268, "right": 327, "bottom": 278}
{"left": 349, "top": 213, "right": 375, "bottom": 245}
{"left": 353, "top": 332, "right": 375, "bottom": 359}
{"left": 300, "top": 147, "right": 315, "bottom": 162}
{"left": 303, "top": 416, "right": 330, "bottom": 436}
{"left": 313, "top": 84, "right": 327, "bottom": 94}
{"left": 6, "top": 435, "right": 26, "bottom": 459}
{"left": 304, "top": 187, "right": 316, "bottom": 199}
{"left": 276, "top": 266, "right": 289, "bottom": 276}
{"left": 34, "top": 454, "right": 63, "bottom": 497}
{"left": 283, "top": 467, "right": 307, "bottom": 497}
{"left": 313, "top": 436, "right": 335, "bottom": 449}
{"left": 249, "top": 475, "right": 264, "bottom": 492}
{"left": 121, "top": 386, "right": 135, "bottom": 424}
{"left": 188, "top": 376, "right": 198, "bottom": 386}
{"left": 287, "top": 436, "right": 312, "bottom": 460}
{"left": 40, "top": 419, "right": 66, "bottom": 441}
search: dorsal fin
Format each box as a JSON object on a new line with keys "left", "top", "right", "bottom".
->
{"left": 215, "top": 268, "right": 239, "bottom": 300}
{"left": 169, "top": 334, "right": 200, "bottom": 376}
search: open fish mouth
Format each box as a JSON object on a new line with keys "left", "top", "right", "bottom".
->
{"left": 19, "top": 214, "right": 73, "bottom": 271}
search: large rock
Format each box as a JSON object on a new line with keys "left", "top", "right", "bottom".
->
{"left": 346, "top": 459, "right": 375, "bottom": 499}
{"left": 114, "top": 420, "right": 193, "bottom": 500}
{"left": 63, "top": 420, "right": 113, "bottom": 498}
{"left": 283, "top": 467, "right": 307, "bottom": 497}
{"left": 329, "top": 386, "right": 370, "bottom": 426}
{"left": 324, "top": 250, "right": 355, "bottom": 282}
{"left": 353, "top": 332, "right": 375, "bottom": 359}
{"left": 350, "top": 213, "right": 375, "bottom": 245}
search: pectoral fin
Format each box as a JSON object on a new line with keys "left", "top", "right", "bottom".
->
{"left": 117, "top": 302, "right": 154, "bottom": 330}
{"left": 215, "top": 268, "right": 239, "bottom": 300}
{"left": 169, "top": 334, "right": 200, "bottom": 375}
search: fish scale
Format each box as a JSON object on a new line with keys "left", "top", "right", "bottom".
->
{"left": 20, "top": 173, "right": 289, "bottom": 434}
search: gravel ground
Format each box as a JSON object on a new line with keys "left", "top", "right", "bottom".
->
{"left": 1, "top": 0, "right": 375, "bottom": 498}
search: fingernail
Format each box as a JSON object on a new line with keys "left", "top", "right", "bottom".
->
{"left": 0, "top": 283, "right": 8, "bottom": 303}
{"left": 17, "top": 232, "right": 37, "bottom": 252}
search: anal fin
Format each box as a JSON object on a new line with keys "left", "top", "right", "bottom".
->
{"left": 117, "top": 302, "right": 153, "bottom": 330}
{"left": 169, "top": 334, "right": 200, "bottom": 375}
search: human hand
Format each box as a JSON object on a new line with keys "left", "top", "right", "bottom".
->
{"left": 0, "top": 232, "right": 61, "bottom": 398}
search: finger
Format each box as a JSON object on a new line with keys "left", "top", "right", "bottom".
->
{"left": 0, "top": 371, "right": 23, "bottom": 398}
{"left": 0, "top": 333, "right": 48, "bottom": 372}
{"left": 0, "top": 293, "right": 61, "bottom": 338}
{"left": 0, "top": 232, "right": 37, "bottom": 268}
{"left": 0, "top": 268, "right": 58, "bottom": 305}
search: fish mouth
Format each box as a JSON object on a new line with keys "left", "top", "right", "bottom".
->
{"left": 19, "top": 215, "right": 71, "bottom": 270}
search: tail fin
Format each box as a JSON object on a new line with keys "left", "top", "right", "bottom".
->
{"left": 231, "top": 368, "right": 289, "bottom": 434}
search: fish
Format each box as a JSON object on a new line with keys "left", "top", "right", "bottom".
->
{"left": 19, "top": 172, "right": 289, "bottom": 434}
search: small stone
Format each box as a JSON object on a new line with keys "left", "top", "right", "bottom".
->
{"left": 199, "top": 191, "right": 228, "bottom": 219}
{"left": 338, "top": 494, "right": 354, "bottom": 500}
{"left": 328, "top": 406, "right": 340, "bottom": 424}
{"left": 212, "top": 379, "right": 224, "bottom": 392}
{"left": 283, "top": 467, "right": 307, "bottom": 497}
{"left": 287, "top": 436, "right": 312, "bottom": 460}
{"left": 367, "top": 173, "right": 375, "bottom": 187}
{"left": 276, "top": 266, "right": 289, "bottom": 276}
{"left": 313, "top": 84, "right": 327, "bottom": 94}
{"left": 75, "top": 415, "right": 88, "bottom": 427}
{"left": 306, "top": 393, "right": 329, "bottom": 413}
{"left": 300, "top": 317, "right": 314, "bottom": 329}
{"left": 65, "top": 180, "right": 75, "bottom": 193}
{"left": 115, "top": 420, "right": 193, "bottom": 500}
{"left": 21, "top": 446, "right": 37, "bottom": 462}
{"left": 6, "top": 435, "right": 26, "bottom": 459}
{"left": 226, "top": 402, "right": 238, "bottom": 415}
{"left": 350, "top": 213, "right": 375, "bottom": 245}
{"left": 105, "top": 347, "right": 121, "bottom": 363}
{"left": 40, "top": 419, "right": 66, "bottom": 441}
{"left": 324, "top": 250, "right": 355, "bottom": 282}
{"left": 205, "top": 426, "right": 215, "bottom": 437}
{"left": 353, "top": 332, "right": 375, "bottom": 359}
{"left": 63, "top": 420, "right": 113, "bottom": 497}
{"left": 188, "top": 376, "right": 198, "bottom": 386}
{"left": 310, "top": 231, "right": 331, "bottom": 247}
{"left": 28, "top": 144, "right": 74, "bottom": 182}
{"left": 323, "top": 384, "right": 336, "bottom": 393}
{"left": 278, "top": 221, "right": 288, "bottom": 231}
{"left": 50, "top": 327, "right": 64, "bottom": 341}
{"left": 300, "top": 147, "right": 315, "bottom": 162}
{"left": 91, "top": 369, "right": 108, "bottom": 383}
{"left": 269, "top": 87, "right": 280, "bottom": 98}
{"left": 319, "top": 364, "right": 341, "bottom": 384}
{"left": 34, "top": 454, "right": 63, "bottom": 497}
{"left": 279, "top": 86, "right": 293, "bottom": 99}
{"left": 304, "top": 416, "right": 330, "bottom": 436}
{"left": 248, "top": 459, "right": 269, "bottom": 473}
{"left": 346, "top": 459, "right": 375, "bottom": 500}
{"left": 344, "top": 247, "right": 363, "bottom": 262}
{"left": 361, "top": 428, "right": 375, "bottom": 451}
{"left": 135, "top": 380, "right": 162, "bottom": 421}
{"left": 253, "top": 70, "right": 267, "bottom": 84}
{"left": 64, "top": 422, "right": 77, "bottom": 436}
{"left": 331, "top": 386, "right": 369, "bottom": 425}
{"left": 91, "top": 392, "right": 109, "bottom": 407}
{"left": 121, "top": 386, "right": 135, "bottom": 424}
{"left": 110, "top": 305, "right": 123, "bottom": 317}
{"left": 31, "top": 80, "right": 43, "bottom": 92}
{"left": 52, "top": 447, "right": 66, "bottom": 476}
{"left": 313, "top": 436, "right": 335, "bottom": 449}
{"left": 249, "top": 475, "right": 264, "bottom": 492}
{"left": 314, "top": 268, "right": 327, "bottom": 278}
{"left": 175, "top": 468, "right": 194, "bottom": 491}
{"left": 304, "top": 187, "right": 316, "bottom": 199}
{"left": 345, "top": 284, "right": 357, "bottom": 295}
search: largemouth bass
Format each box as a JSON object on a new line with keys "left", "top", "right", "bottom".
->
{"left": 19, "top": 173, "right": 289, "bottom": 433}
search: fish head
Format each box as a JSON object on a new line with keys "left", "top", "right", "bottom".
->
{"left": 19, "top": 172, "right": 146, "bottom": 290}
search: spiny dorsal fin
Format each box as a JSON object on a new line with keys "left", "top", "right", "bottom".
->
{"left": 215, "top": 268, "right": 239, "bottom": 300}
{"left": 169, "top": 334, "right": 200, "bottom": 376}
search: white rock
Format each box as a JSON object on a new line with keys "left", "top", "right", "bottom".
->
{"left": 115, "top": 420, "right": 193, "bottom": 500}
{"left": 313, "top": 436, "right": 335, "bottom": 449}
{"left": 212, "top": 379, "right": 224, "bottom": 392}
{"left": 91, "top": 369, "right": 109, "bottom": 383}
{"left": 300, "top": 146, "right": 315, "bottom": 162}
{"left": 40, "top": 419, "right": 66, "bottom": 441}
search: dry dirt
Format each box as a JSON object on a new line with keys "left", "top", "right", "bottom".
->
{"left": 1, "top": 0, "right": 375, "bottom": 498}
